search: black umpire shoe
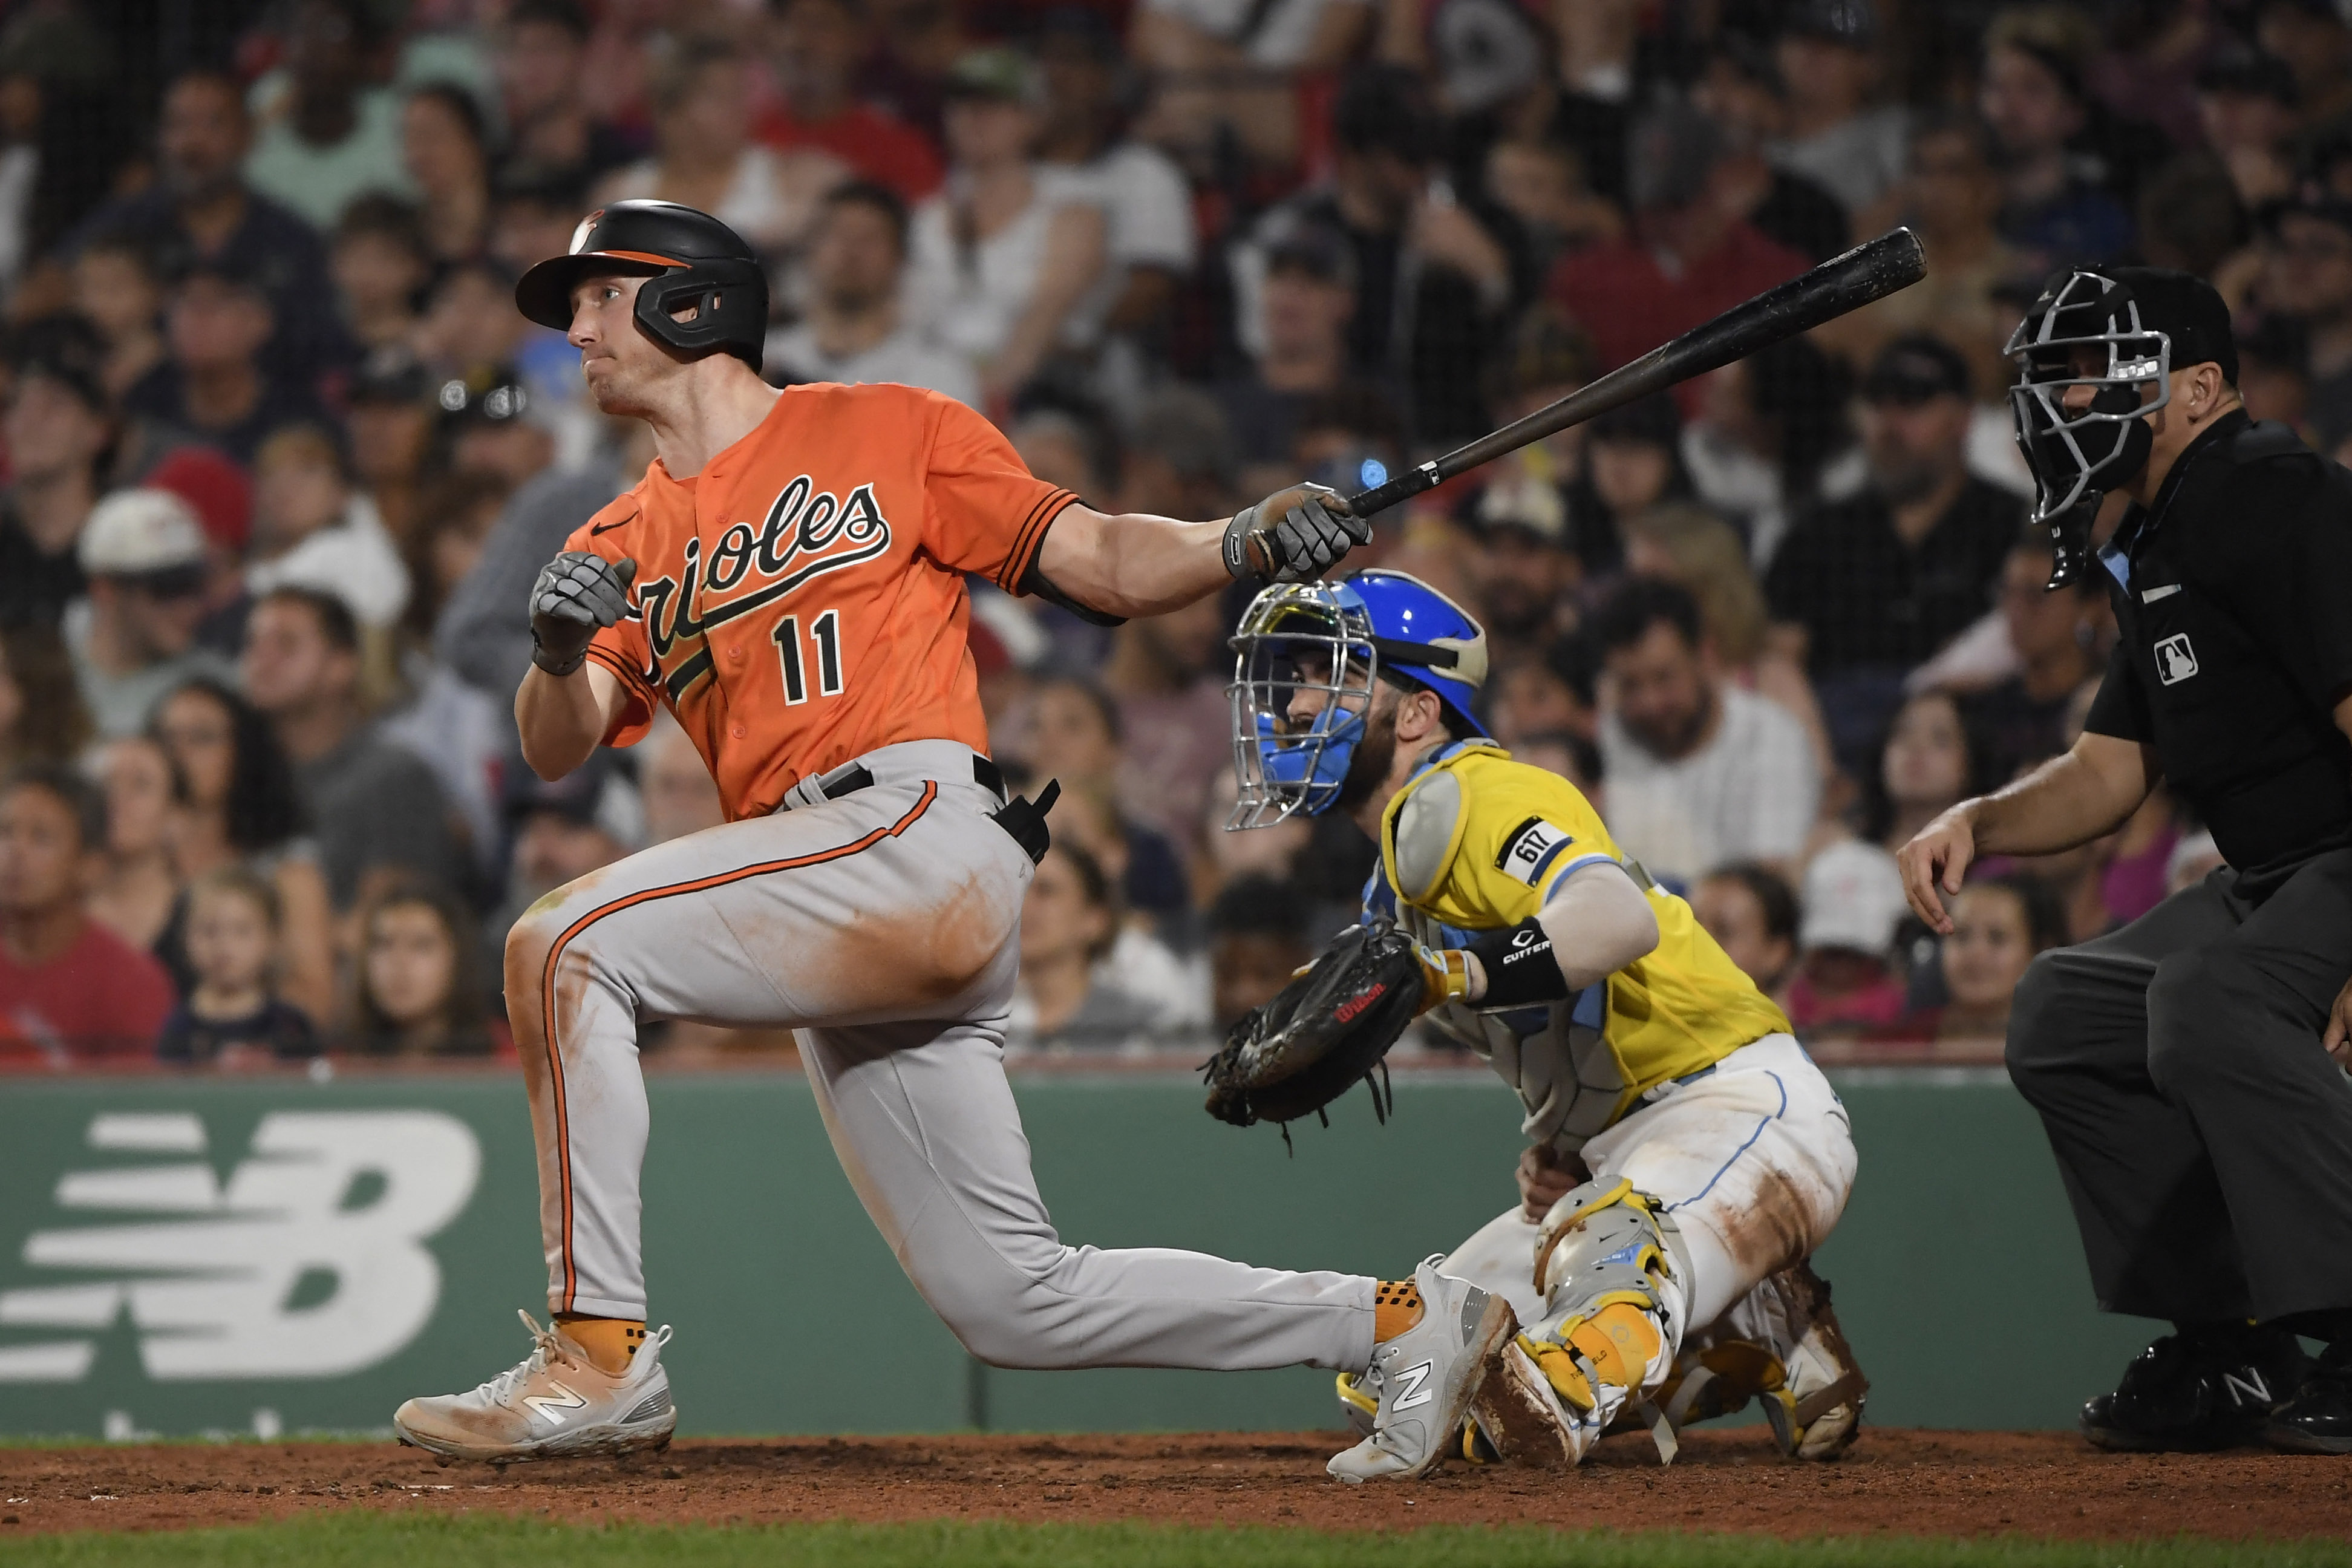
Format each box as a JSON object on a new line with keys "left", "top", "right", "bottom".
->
{"left": 2267, "top": 1340, "right": 2352, "bottom": 1454}
{"left": 2080, "top": 1323, "right": 2308, "bottom": 1452}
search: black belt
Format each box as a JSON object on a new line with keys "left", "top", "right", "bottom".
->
{"left": 817, "top": 755, "right": 1055, "bottom": 864}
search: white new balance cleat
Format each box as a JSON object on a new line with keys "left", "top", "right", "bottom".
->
{"left": 393, "top": 1310, "right": 678, "bottom": 1463}
{"left": 1326, "top": 1257, "right": 1517, "bottom": 1483}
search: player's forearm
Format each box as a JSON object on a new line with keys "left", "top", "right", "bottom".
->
{"left": 1032, "top": 504, "right": 1235, "bottom": 618}
{"left": 1462, "top": 863, "right": 1658, "bottom": 1002}
{"left": 515, "top": 665, "right": 611, "bottom": 780}
{"left": 1967, "top": 733, "right": 2155, "bottom": 857}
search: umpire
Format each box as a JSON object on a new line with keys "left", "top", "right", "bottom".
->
{"left": 1899, "top": 264, "right": 2352, "bottom": 1454}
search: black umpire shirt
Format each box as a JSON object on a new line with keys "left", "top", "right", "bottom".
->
{"left": 2084, "top": 410, "right": 2352, "bottom": 880}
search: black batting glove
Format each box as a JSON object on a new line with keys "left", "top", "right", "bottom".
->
{"left": 529, "top": 551, "right": 638, "bottom": 676}
{"left": 1223, "top": 482, "right": 1371, "bottom": 584}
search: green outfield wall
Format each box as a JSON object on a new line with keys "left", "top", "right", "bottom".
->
{"left": 0, "top": 1065, "right": 2154, "bottom": 1440}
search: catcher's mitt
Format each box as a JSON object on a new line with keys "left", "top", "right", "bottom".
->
{"left": 1203, "top": 924, "right": 1425, "bottom": 1129}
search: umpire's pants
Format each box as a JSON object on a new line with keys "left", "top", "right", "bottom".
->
{"left": 2006, "top": 848, "right": 2352, "bottom": 1325}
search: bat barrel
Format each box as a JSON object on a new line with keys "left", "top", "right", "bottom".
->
{"left": 1337, "top": 227, "right": 1927, "bottom": 518}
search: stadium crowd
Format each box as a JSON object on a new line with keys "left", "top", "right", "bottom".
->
{"left": 0, "top": 0, "right": 2302, "bottom": 1067}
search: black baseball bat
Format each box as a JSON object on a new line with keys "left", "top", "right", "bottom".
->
{"left": 1325, "top": 226, "right": 1927, "bottom": 524}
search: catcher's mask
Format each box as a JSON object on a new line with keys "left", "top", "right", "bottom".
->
{"left": 514, "top": 200, "right": 769, "bottom": 373}
{"left": 1227, "top": 571, "right": 1488, "bottom": 828}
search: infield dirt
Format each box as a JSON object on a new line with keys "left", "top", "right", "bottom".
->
{"left": 2, "top": 1428, "right": 2344, "bottom": 1541}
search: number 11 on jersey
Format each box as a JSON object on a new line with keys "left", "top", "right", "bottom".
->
{"left": 773, "top": 609, "right": 844, "bottom": 705}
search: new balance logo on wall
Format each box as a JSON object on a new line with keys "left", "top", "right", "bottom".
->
{"left": 0, "top": 1111, "right": 480, "bottom": 1383}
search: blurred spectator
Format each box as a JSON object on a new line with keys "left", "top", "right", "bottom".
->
{"left": 69, "top": 231, "right": 167, "bottom": 400}
{"left": 2235, "top": 312, "right": 2311, "bottom": 434}
{"left": 905, "top": 48, "right": 1105, "bottom": 406}
{"left": 1103, "top": 598, "right": 1232, "bottom": 846}
{"left": 2194, "top": 46, "right": 2298, "bottom": 212}
{"left": 148, "top": 678, "right": 335, "bottom": 1027}
{"left": 1684, "top": 335, "right": 1862, "bottom": 570}
{"left": 760, "top": 0, "right": 944, "bottom": 200}
{"left": 244, "top": 425, "right": 410, "bottom": 632}
{"left": 242, "top": 0, "right": 412, "bottom": 230}
{"left": 434, "top": 449, "right": 626, "bottom": 699}
{"left": 0, "top": 625, "right": 91, "bottom": 769}
{"left": 346, "top": 351, "right": 436, "bottom": 544}
{"left": 2262, "top": 197, "right": 2352, "bottom": 452}
{"left": 67, "top": 489, "right": 235, "bottom": 737}
{"left": 240, "top": 587, "right": 461, "bottom": 909}
{"left": 0, "top": 349, "right": 110, "bottom": 629}
{"left": 1784, "top": 837, "right": 1909, "bottom": 1034}
{"left": 1692, "top": 860, "right": 1801, "bottom": 1001}
{"left": 639, "top": 710, "right": 727, "bottom": 846}
{"left": 1594, "top": 577, "right": 1818, "bottom": 886}
{"left": 496, "top": 0, "right": 639, "bottom": 185}
{"left": 1117, "top": 384, "right": 1239, "bottom": 524}
{"left": 330, "top": 197, "right": 432, "bottom": 355}
{"left": 438, "top": 369, "right": 559, "bottom": 491}
{"left": 1132, "top": 0, "right": 1371, "bottom": 171}
{"left": 1020, "top": 676, "right": 1190, "bottom": 918}
{"left": 84, "top": 734, "right": 181, "bottom": 959}
{"left": 156, "top": 866, "right": 319, "bottom": 1066}
{"left": 399, "top": 471, "right": 508, "bottom": 651}
{"left": 1513, "top": 730, "right": 1606, "bottom": 804}
{"left": 127, "top": 260, "right": 334, "bottom": 471}
{"left": 1488, "top": 635, "right": 1596, "bottom": 750}
{"left": 596, "top": 33, "right": 846, "bottom": 260}
{"left": 767, "top": 181, "right": 979, "bottom": 405}
{"left": 1955, "top": 531, "right": 2100, "bottom": 783}
{"left": 1767, "top": 334, "right": 2022, "bottom": 781}
{"left": 412, "top": 258, "right": 531, "bottom": 385}
{"left": 403, "top": 83, "right": 494, "bottom": 266}
{"left": 1903, "top": 872, "right": 2065, "bottom": 1043}
{"left": 65, "top": 68, "right": 345, "bottom": 387}
{"left": 491, "top": 758, "right": 642, "bottom": 950}
{"left": 1034, "top": 10, "right": 1197, "bottom": 351}
{"left": 1481, "top": 137, "right": 1628, "bottom": 276}
{"left": 1690, "top": 38, "right": 1848, "bottom": 264}
{"left": 1865, "top": 690, "right": 1982, "bottom": 859}
{"left": 489, "top": 164, "right": 593, "bottom": 281}
{"left": 1769, "top": 0, "right": 1907, "bottom": 218}
{"left": 1583, "top": 392, "right": 1691, "bottom": 558}
{"left": 1469, "top": 305, "right": 1615, "bottom": 578}
{"left": 1206, "top": 874, "right": 1312, "bottom": 1032}
{"left": 0, "top": 762, "right": 174, "bottom": 1062}
{"left": 1239, "top": 65, "right": 1515, "bottom": 446}
{"left": 1978, "top": 7, "right": 2133, "bottom": 273}
{"left": 1550, "top": 93, "right": 1808, "bottom": 388}
{"left": 1465, "top": 487, "right": 1579, "bottom": 665}
{"left": 352, "top": 880, "right": 501, "bottom": 1057}
{"left": 2265, "top": 0, "right": 2352, "bottom": 126}
{"left": 1008, "top": 838, "right": 1166, "bottom": 1053}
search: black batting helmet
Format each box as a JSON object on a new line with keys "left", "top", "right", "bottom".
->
{"left": 515, "top": 200, "right": 768, "bottom": 372}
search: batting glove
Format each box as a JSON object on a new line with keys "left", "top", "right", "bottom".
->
{"left": 1223, "top": 482, "right": 1371, "bottom": 584}
{"left": 529, "top": 551, "right": 638, "bottom": 676}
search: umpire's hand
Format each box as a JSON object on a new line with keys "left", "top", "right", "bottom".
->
{"left": 2325, "top": 979, "right": 2352, "bottom": 1069}
{"left": 1896, "top": 805, "right": 1976, "bottom": 935}
{"left": 530, "top": 551, "right": 637, "bottom": 676}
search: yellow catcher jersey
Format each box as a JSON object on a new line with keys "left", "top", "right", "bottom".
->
{"left": 1367, "top": 741, "right": 1791, "bottom": 1140}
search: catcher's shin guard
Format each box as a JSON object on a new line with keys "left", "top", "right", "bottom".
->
{"left": 1473, "top": 1177, "right": 1689, "bottom": 1468}
{"left": 1627, "top": 1260, "right": 1869, "bottom": 1460}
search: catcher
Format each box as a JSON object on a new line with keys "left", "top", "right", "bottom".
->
{"left": 1212, "top": 570, "right": 1866, "bottom": 1469}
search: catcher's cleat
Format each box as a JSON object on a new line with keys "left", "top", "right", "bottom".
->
{"left": 2267, "top": 1340, "right": 2352, "bottom": 1454}
{"left": 2080, "top": 1322, "right": 2307, "bottom": 1452}
{"left": 1336, "top": 1369, "right": 1379, "bottom": 1437}
{"left": 393, "top": 1310, "right": 678, "bottom": 1463}
{"left": 1326, "top": 1257, "right": 1517, "bottom": 1483}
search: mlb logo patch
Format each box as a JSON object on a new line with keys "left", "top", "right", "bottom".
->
{"left": 2155, "top": 633, "right": 2198, "bottom": 685}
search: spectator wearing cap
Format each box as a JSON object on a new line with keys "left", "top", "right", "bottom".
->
{"left": 766, "top": 181, "right": 979, "bottom": 407}
{"left": 1690, "top": 39, "right": 1849, "bottom": 264}
{"left": 1033, "top": 10, "right": 1198, "bottom": 352}
{"left": 1784, "top": 836, "right": 1910, "bottom": 1036}
{"left": 63, "top": 68, "right": 346, "bottom": 389}
{"left": 438, "top": 369, "right": 558, "bottom": 491}
{"left": 126, "top": 259, "right": 335, "bottom": 471}
{"left": 1979, "top": 7, "right": 2134, "bottom": 273}
{"left": 496, "top": 0, "right": 642, "bottom": 186}
{"left": 65, "top": 489, "right": 236, "bottom": 737}
{"left": 0, "top": 349, "right": 111, "bottom": 630}
{"left": 240, "top": 586, "right": 462, "bottom": 910}
{"left": 593, "top": 33, "right": 847, "bottom": 260}
{"left": 330, "top": 195, "right": 432, "bottom": 355}
{"left": 1594, "top": 576, "right": 1819, "bottom": 888}
{"left": 903, "top": 47, "right": 1106, "bottom": 407}
{"left": 1235, "top": 65, "right": 1518, "bottom": 446}
{"left": 1767, "top": 334, "right": 2024, "bottom": 783}
{"left": 2261, "top": 196, "right": 2352, "bottom": 452}
{"left": 759, "top": 0, "right": 943, "bottom": 200}
{"left": 245, "top": 425, "right": 411, "bottom": 632}
{"left": 1768, "top": 0, "right": 1907, "bottom": 219}
{"left": 1465, "top": 472, "right": 1580, "bottom": 669}
{"left": 241, "top": 0, "right": 414, "bottom": 230}
{"left": 68, "top": 230, "right": 168, "bottom": 400}
{"left": 0, "top": 763, "right": 175, "bottom": 1063}
{"left": 345, "top": 350, "right": 434, "bottom": 544}
{"left": 2195, "top": 45, "right": 2299, "bottom": 212}
{"left": 1547, "top": 93, "right": 1809, "bottom": 393}
{"left": 1214, "top": 221, "right": 1381, "bottom": 497}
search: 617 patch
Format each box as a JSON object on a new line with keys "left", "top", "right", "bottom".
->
{"left": 1496, "top": 815, "right": 1575, "bottom": 887}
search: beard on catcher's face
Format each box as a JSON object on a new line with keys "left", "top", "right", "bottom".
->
{"left": 1334, "top": 687, "right": 1402, "bottom": 814}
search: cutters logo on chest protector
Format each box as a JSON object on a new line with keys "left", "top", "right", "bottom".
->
{"left": 632, "top": 475, "right": 893, "bottom": 701}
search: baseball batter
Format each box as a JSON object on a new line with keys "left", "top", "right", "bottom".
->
{"left": 391, "top": 201, "right": 1504, "bottom": 1477}
{"left": 1224, "top": 573, "right": 1864, "bottom": 1466}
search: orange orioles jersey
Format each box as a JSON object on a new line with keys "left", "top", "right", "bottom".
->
{"left": 566, "top": 382, "right": 1076, "bottom": 819}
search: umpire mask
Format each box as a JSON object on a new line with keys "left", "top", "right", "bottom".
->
{"left": 2007, "top": 269, "right": 2169, "bottom": 531}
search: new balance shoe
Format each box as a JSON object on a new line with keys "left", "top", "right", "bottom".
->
{"left": 1326, "top": 1257, "right": 1517, "bottom": 1483}
{"left": 2080, "top": 1322, "right": 2305, "bottom": 1452}
{"left": 2266, "top": 1339, "right": 2352, "bottom": 1454}
{"left": 394, "top": 1311, "right": 678, "bottom": 1463}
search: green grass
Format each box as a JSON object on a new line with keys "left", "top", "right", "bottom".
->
{"left": 5, "top": 1517, "right": 2352, "bottom": 1567}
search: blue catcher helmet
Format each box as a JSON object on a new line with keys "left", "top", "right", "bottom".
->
{"left": 1226, "top": 570, "right": 1490, "bottom": 827}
